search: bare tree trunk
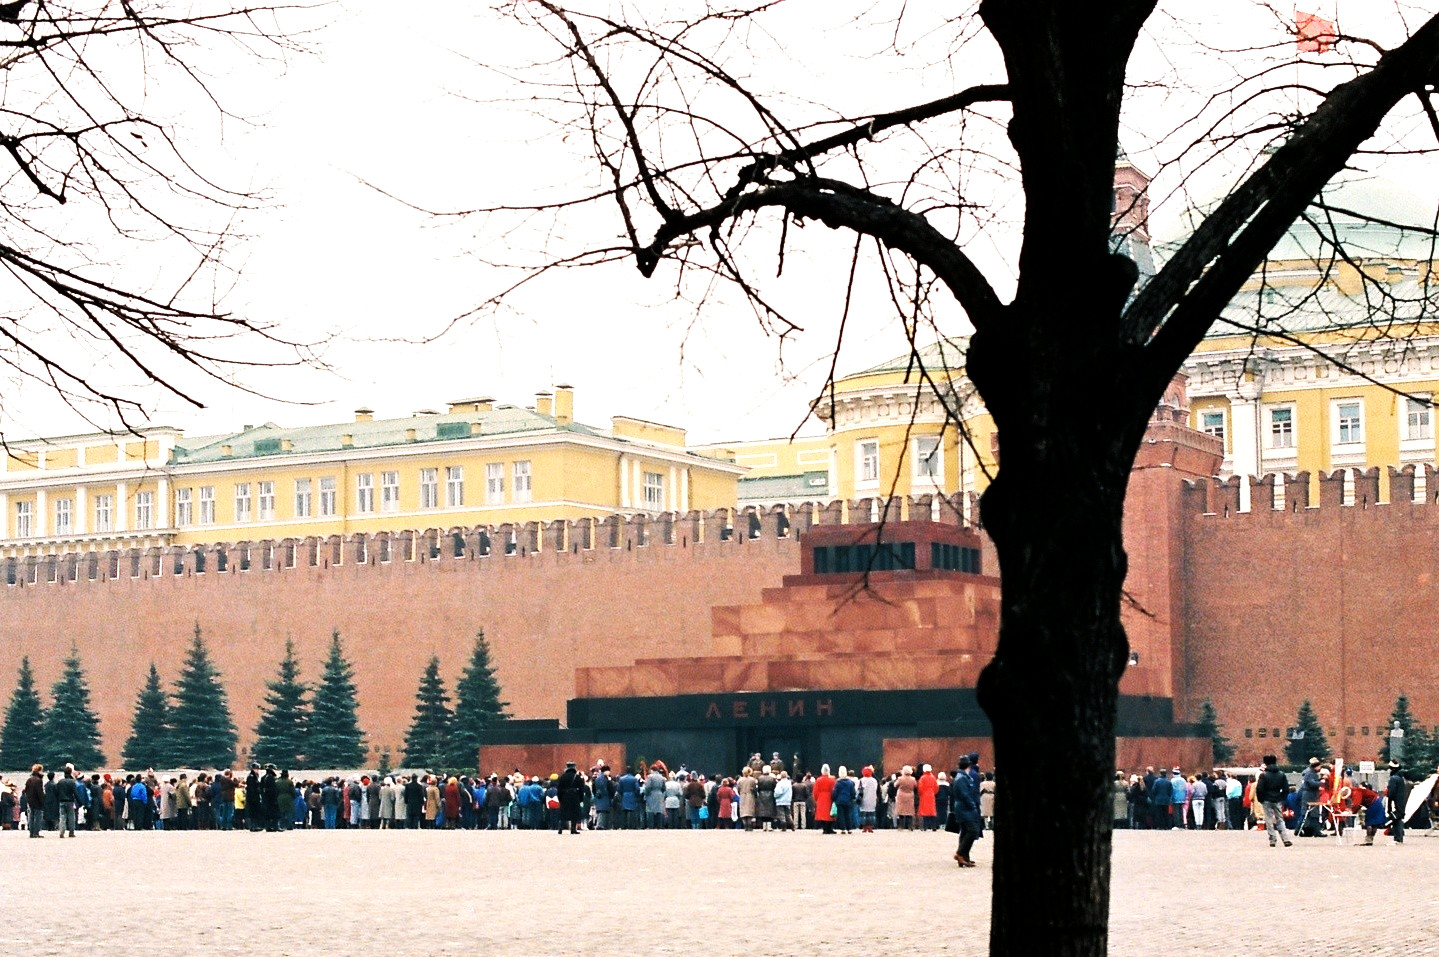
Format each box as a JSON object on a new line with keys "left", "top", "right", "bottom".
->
{"left": 976, "top": 412, "right": 1133, "bottom": 957}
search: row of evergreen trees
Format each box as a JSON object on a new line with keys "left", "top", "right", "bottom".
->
{"left": 0, "top": 626, "right": 507, "bottom": 771}
{"left": 1199, "top": 695, "right": 1439, "bottom": 769}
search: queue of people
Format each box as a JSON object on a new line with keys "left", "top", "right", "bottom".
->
{"left": 0, "top": 751, "right": 995, "bottom": 856}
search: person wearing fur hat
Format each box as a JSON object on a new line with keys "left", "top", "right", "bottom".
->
{"left": 951, "top": 755, "right": 984, "bottom": 867}
{"left": 1386, "top": 760, "right": 1408, "bottom": 844}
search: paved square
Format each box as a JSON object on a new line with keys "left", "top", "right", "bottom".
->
{"left": 1, "top": 828, "right": 1434, "bottom": 954}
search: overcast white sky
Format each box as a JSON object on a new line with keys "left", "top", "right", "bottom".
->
{"left": 7, "top": 0, "right": 1439, "bottom": 445}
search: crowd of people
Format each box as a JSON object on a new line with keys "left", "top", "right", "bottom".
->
{"left": 0, "top": 752, "right": 994, "bottom": 863}
{"left": 1114, "top": 755, "right": 1438, "bottom": 845}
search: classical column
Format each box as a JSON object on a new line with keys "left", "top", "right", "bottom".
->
{"left": 619, "top": 455, "right": 630, "bottom": 508}
{"left": 668, "top": 466, "right": 677, "bottom": 512}
{"left": 1228, "top": 381, "right": 1263, "bottom": 512}
{"left": 0, "top": 492, "right": 8, "bottom": 539}
{"left": 115, "top": 480, "right": 128, "bottom": 532}
{"left": 681, "top": 467, "right": 690, "bottom": 513}
{"left": 157, "top": 477, "right": 169, "bottom": 529}
{"left": 34, "top": 488, "right": 46, "bottom": 538}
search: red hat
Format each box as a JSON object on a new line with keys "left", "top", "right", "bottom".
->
{"left": 862, "top": 766, "right": 874, "bottom": 777}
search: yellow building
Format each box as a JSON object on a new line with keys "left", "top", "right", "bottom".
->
{"left": 1180, "top": 174, "right": 1439, "bottom": 506}
{"left": 0, "top": 385, "right": 744, "bottom": 558}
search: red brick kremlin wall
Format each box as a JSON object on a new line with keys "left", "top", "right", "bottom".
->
{"left": 0, "top": 515, "right": 802, "bottom": 768}
{"left": 1180, "top": 465, "right": 1439, "bottom": 765}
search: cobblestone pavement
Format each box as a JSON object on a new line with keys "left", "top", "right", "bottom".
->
{"left": 1, "top": 827, "right": 1435, "bottom": 955}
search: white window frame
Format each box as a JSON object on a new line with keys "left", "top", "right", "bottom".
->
{"left": 1404, "top": 395, "right": 1433, "bottom": 442}
{"left": 356, "top": 473, "right": 374, "bottom": 514}
{"left": 856, "top": 439, "right": 880, "bottom": 489}
{"left": 174, "top": 489, "right": 191, "bottom": 528}
{"left": 420, "top": 468, "right": 438, "bottom": 509}
{"left": 319, "top": 476, "right": 337, "bottom": 517}
{"left": 381, "top": 471, "right": 399, "bottom": 512}
{"left": 485, "top": 462, "right": 504, "bottom": 505}
{"left": 1266, "top": 404, "right": 1296, "bottom": 450}
{"left": 1199, "top": 409, "right": 1226, "bottom": 445}
{"left": 294, "top": 479, "right": 312, "bottom": 519}
{"left": 1332, "top": 399, "right": 1364, "bottom": 446}
{"left": 198, "top": 487, "right": 215, "bottom": 526}
{"left": 257, "top": 481, "right": 275, "bottom": 521}
{"left": 643, "top": 471, "right": 665, "bottom": 511}
{"left": 14, "top": 501, "right": 31, "bottom": 539}
{"left": 94, "top": 494, "right": 114, "bottom": 533}
{"left": 912, "top": 435, "right": 943, "bottom": 482}
{"left": 54, "top": 498, "right": 72, "bottom": 535}
{"left": 134, "top": 491, "right": 154, "bottom": 530}
{"left": 234, "top": 483, "right": 252, "bottom": 523}
{"left": 445, "top": 466, "right": 464, "bottom": 507}
{"left": 513, "top": 461, "right": 532, "bottom": 503}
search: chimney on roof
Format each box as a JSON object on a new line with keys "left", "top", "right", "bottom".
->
{"left": 536, "top": 392, "right": 554, "bottom": 416}
{"left": 220, "top": 444, "right": 233, "bottom": 458}
{"left": 447, "top": 397, "right": 494, "bottom": 414}
{"left": 405, "top": 428, "right": 417, "bottom": 443}
{"left": 341, "top": 433, "right": 353, "bottom": 448}
{"left": 554, "top": 384, "right": 574, "bottom": 425}
{"left": 355, "top": 407, "right": 374, "bottom": 423}
{"left": 281, "top": 438, "right": 293, "bottom": 453}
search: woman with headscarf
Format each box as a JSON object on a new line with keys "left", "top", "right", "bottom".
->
{"left": 856, "top": 766, "right": 879, "bottom": 833}
{"left": 755, "top": 765, "right": 777, "bottom": 831}
{"left": 443, "top": 776, "right": 461, "bottom": 828}
{"left": 917, "top": 764, "right": 939, "bottom": 830}
{"left": 894, "top": 766, "right": 918, "bottom": 831}
{"left": 832, "top": 766, "right": 857, "bottom": 834}
{"left": 735, "top": 766, "right": 757, "bottom": 831}
{"left": 813, "top": 764, "right": 837, "bottom": 835}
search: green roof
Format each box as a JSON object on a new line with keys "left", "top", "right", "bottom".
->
{"left": 853, "top": 337, "right": 971, "bottom": 377}
{"left": 170, "top": 405, "right": 605, "bottom": 465}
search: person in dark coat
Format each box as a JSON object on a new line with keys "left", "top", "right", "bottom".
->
{"left": 244, "top": 766, "right": 262, "bottom": 831}
{"left": 1386, "top": 760, "right": 1409, "bottom": 844}
{"left": 23, "top": 765, "right": 45, "bottom": 838}
{"left": 1254, "top": 755, "right": 1293, "bottom": 847}
{"left": 556, "top": 761, "right": 586, "bottom": 834}
{"left": 259, "top": 766, "right": 280, "bottom": 832}
{"left": 590, "top": 765, "right": 614, "bottom": 830}
{"left": 616, "top": 768, "right": 641, "bottom": 830}
{"left": 950, "top": 755, "right": 983, "bottom": 867}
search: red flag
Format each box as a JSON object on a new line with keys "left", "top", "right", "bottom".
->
{"left": 1296, "top": 10, "right": 1338, "bottom": 53}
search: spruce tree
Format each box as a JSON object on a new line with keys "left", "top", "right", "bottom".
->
{"left": 1196, "top": 698, "right": 1234, "bottom": 765}
{"left": 308, "top": 630, "right": 365, "bottom": 768}
{"left": 404, "top": 655, "right": 452, "bottom": 769}
{"left": 42, "top": 647, "right": 104, "bottom": 768}
{"left": 1379, "top": 693, "right": 1431, "bottom": 765}
{"left": 1284, "top": 700, "right": 1331, "bottom": 766}
{"left": 0, "top": 656, "right": 46, "bottom": 770}
{"left": 252, "top": 640, "right": 310, "bottom": 767}
{"left": 123, "top": 663, "right": 173, "bottom": 769}
{"left": 448, "top": 630, "right": 508, "bottom": 767}
{"left": 169, "top": 624, "right": 238, "bottom": 768}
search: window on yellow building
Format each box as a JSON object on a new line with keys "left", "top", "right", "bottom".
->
{"left": 54, "top": 498, "right": 72, "bottom": 535}
{"left": 1405, "top": 396, "right": 1432, "bottom": 441}
{"left": 1334, "top": 400, "right": 1363, "bottom": 446}
{"left": 513, "top": 461, "right": 532, "bottom": 503}
{"left": 134, "top": 491, "right": 153, "bottom": 530}
{"left": 14, "top": 501, "right": 31, "bottom": 538}
{"left": 856, "top": 440, "right": 880, "bottom": 488}
{"left": 420, "top": 468, "right": 438, "bottom": 509}
{"left": 356, "top": 473, "right": 374, "bottom": 513}
{"left": 485, "top": 463, "right": 504, "bottom": 504}
{"left": 235, "top": 483, "right": 252, "bottom": 523}
{"left": 381, "top": 471, "right": 399, "bottom": 512}
{"left": 258, "top": 481, "right": 275, "bottom": 521}
{"left": 913, "top": 436, "right": 943, "bottom": 481}
{"left": 94, "top": 494, "right": 113, "bottom": 533}
{"left": 1268, "top": 406, "right": 1295, "bottom": 449}
{"left": 294, "top": 479, "right": 312, "bottom": 518}
{"left": 319, "top": 477, "right": 336, "bottom": 517}
{"left": 643, "top": 471, "right": 664, "bottom": 510}
{"left": 1200, "top": 410, "right": 1225, "bottom": 445}
{"left": 199, "top": 487, "right": 215, "bottom": 525}
{"left": 446, "top": 466, "right": 464, "bottom": 507}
